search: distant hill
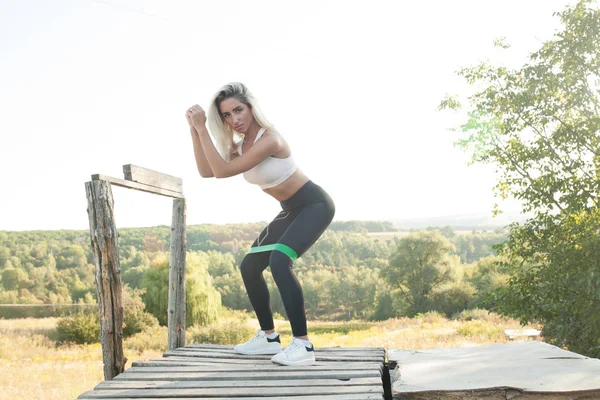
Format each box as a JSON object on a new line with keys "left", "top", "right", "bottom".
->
{"left": 390, "top": 211, "right": 527, "bottom": 231}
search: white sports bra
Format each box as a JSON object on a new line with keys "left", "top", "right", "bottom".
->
{"left": 237, "top": 127, "right": 298, "bottom": 189}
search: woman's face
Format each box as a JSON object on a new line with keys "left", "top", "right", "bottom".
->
{"left": 219, "top": 97, "right": 254, "bottom": 134}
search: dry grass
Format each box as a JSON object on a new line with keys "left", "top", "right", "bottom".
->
{"left": 0, "top": 318, "right": 163, "bottom": 400}
{"left": 271, "top": 311, "right": 537, "bottom": 350}
{"left": 0, "top": 312, "right": 539, "bottom": 400}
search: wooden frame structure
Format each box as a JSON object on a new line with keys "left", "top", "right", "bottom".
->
{"left": 85, "top": 164, "right": 187, "bottom": 380}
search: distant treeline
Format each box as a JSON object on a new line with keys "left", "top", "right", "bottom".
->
{"left": 328, "top": 220, "right": 397, "bottom": 232}
{"left": 0, "top": 222, "right": 506, "bottom": 321}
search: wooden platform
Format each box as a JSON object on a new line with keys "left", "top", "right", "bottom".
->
{"left": 77, "top": 343, "right": 387, "bottom": 399}
{"left": 389, "top": 341, "right": 600, "bottom": 399}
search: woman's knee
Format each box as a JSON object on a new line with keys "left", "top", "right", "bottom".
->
{"left": 269, "top": 251, "right": 294, "bottom": 279}
{"left": 239, "top": 254, "right": 266, "bottom": 279}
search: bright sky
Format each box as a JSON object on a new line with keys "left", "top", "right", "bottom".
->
{"left": 0, "top": 0, "right": 575, "bottom": 231}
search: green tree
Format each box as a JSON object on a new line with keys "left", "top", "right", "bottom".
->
{"left": 1, "top": 268, "right": 31, "bottom": 291}
{"left": 212, "top": 272, "right": 251, "bottom": 311}
{"left": 0, "top": 247, "right": 10, "bottom": 267}
{"left": 122, "top": 284, "right": 158, "bottom": 337}
{"left": 381, "top": 231, "right": 459, "bottom": 315}
{"left": 429, "top": 281, "right": 477, "bottom": 317}
{"left": 140, "top": 261, "right": 169, "bottom": 325}
{"left": 56, "top": 244, "right": 86, "bottom": 270}
{"left": 186, "top": 252, "right": 221, "bottom": 327}
{"left": 440, "top": 0, "right": 600, "bottom": 356}
{"left": 468, "top": 255, "right": 510, "bottom": 308}
{"left": 371, "top": 290, "right": 396, "bottom": 321}
{"left": 141, "top": 252, "right": 220, "bottom": 327}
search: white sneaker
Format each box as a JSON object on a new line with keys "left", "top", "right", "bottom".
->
{"left": 234, "top": 330, "right": 283, "bottom": 355}
{"left": 271, "top": 337, "right": 316, "bottom": 366}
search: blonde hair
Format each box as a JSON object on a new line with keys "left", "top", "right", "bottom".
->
{"left": 207, "top": 82, "right": 274, "bottom": 162}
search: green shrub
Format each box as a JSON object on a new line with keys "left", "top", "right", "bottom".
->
{"left": 122, "top": 285, "right": 158, "bottom": 337}
{"left": 456, "top": 320, "right": 503, "bottom": 338}
{"left": 414, "top": 311, "right": 446, "bottom": 325}
{"left": 187, "top": 319, "right": 254, "bottom": 345}
{"left": 56, "top": 312, "right": 100, "bottom": 344}
{"left": 55, "top": 285, "right": 158, "bottom": 344}
{"left": 454, "top": 308, "right": 493, "bottom": 321}
{"left": 124, "top": 325, "right": 168, "bottom": 354}
{"left": 429, "top": 281, "right": 477, "bottom": 317}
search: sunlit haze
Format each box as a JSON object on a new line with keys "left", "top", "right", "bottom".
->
{"left": 0, "top": 0, "right": 574, "bottom": 231}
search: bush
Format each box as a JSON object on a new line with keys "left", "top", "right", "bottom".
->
{"left": 429, "top": 281, "right": 477, "bottom": 317}
{"left": 454, "top": 308, "right": 497, "bottom": 322}
{"left": 187, "top": 308, "right": 254, "bottom": 345}
{"left": 414, "top": 311, "right": 446, "bottom": 325}
{"left": 456, "top": 320, "right": 503, "bottom": 338}
{"left": 124, "top": 325, "right": 168, "bottom": 354}
{"left": 55, "top": 285, "right": 158, "bottom": 344}
{"left": 122, "top": 285, "right": 158, "bottom": 337}
{"left": 187, "top": 318, "right": 254, "bottom": 345}
{"left": 56, "top": 312, "right": 100, "bottom": 344}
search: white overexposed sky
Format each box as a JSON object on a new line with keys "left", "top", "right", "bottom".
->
{"left": 0, "top": 0, "right": 577, "bottom": 231}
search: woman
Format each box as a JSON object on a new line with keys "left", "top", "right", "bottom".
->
{"left": 186, "top": 82, "right": 335, "bottom": 366}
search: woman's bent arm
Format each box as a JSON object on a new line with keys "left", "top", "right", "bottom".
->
{"left": 190, "top": 126, "right": 214, "bottom": 178}
{"left": 195, "top": 126, "right": 282, "bottom": 178}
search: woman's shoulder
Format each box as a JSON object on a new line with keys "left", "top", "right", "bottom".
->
{"left": 264, "top": 127, "right": 284, "bottom": 140}
{"left": 263, "top": 128, "right": 290, "bottom": 156}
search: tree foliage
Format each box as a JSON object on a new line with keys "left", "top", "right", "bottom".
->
{"left": 440, "top": 0, "right": 600, "bottom": 356}
{"left": 381, "top": 231, "right": 461, "bottom": 315}
{"left": 0, "top": 221, "right": 505, "bottom": 322}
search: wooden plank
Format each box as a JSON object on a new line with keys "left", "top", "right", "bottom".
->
{"left": 176, "top": 346, "right": 385, "bottom": 356}
{"left": 164, "top": 350, "right": 383, "bottom": 362}
{"left": 165, "top": 346, "right": 385, "bottom": 358}
{"left": 113, "top": 370, "right": 382, "bottom": 381}
{"left": 95, "top": 377, "right": 382, "bottom": 389}
{"left": 85, "top": 180, "right": 126, "bottom": 380}
{"left": 159, "top": 356, "right": 275, "bottom": 365}
{"left": 134, "top": 359, "right": 383, "bottom": 373}
{"left": 154, "top": 356, "right": 383, "bottom": 367}
{"left": 78, "top": 394, "right": 384, "bottom": 400}
{"left": 77, "top": 385, "right": 384, "bottom": 398}
{"left": 92, "top": 174, "right": 184, "bottom": 199}
{"left": 127, "top": 363, "right": 383, "bottom": 373}
{"left": 168, "top": 197, "right": 186, "bottom": 351}
{"left": 123, "top": 164, "right": 183, "bottom": 193}
{"left": 185, "top": 343, "right": 386, "bottom": 352}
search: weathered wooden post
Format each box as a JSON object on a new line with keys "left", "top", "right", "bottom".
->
{"left": 85, "top": 179, "right": 126, "bottom": 380}
{"left": 168, "top": 197, "right": 187, "bottom": 350}
{"left": 85, "top": 164, "right": 186, "bottom": 380}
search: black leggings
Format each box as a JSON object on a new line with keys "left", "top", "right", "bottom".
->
{"left": 239, "top": 180, "right": 335, "bottom": 337}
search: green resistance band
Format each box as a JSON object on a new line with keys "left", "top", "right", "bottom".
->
{"left": 247, "top": 243, "right": 298, "bottom": 260}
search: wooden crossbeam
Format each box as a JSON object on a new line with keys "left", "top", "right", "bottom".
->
{"left": 91, "top": 174, "right": 184, "bottom": 199}
{"left": 123, "top": 164, "right": 183, "bottom": 193}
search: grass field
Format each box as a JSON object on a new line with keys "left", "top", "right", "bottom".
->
{"left": 0, "top": 312, "right": 539, "bottom": 400}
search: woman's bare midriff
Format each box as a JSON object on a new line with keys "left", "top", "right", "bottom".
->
{"left": 262, "top": 168, "right": 310, "bottom": 202}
